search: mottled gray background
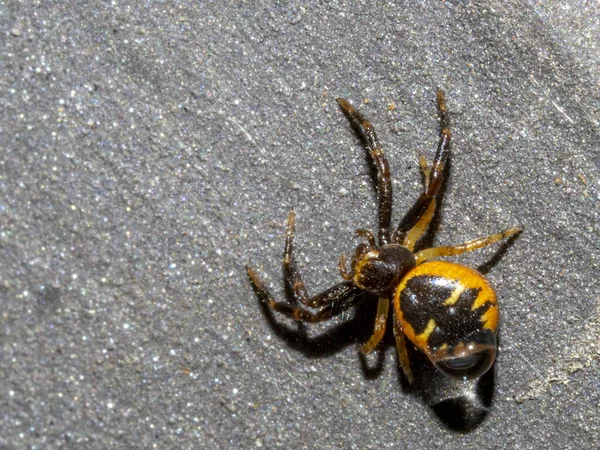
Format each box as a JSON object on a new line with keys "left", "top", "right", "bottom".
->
{"left": 2, "top": 1, "right": 600, "bottom": 448}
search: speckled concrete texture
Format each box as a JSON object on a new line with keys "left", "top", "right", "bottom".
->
{"left": 2, "top": 1, "right": 600, "bottom": 448}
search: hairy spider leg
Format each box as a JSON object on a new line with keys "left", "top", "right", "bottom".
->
{"left": 393, "top": 314, "right": 415, "bottom": 383}
{"left": 337, "top": 98, "right": 393, "bottom": 246}
{"left": 396, "top": 90, "right": 451, "bottom": 245}
{"left": 414, "top": 226, "right": 522, "bottom": 264}
{"left": 360, "top": 297, "right": 390, "bottom": 354}
{"left": 246, "top": 211, "right": 362, "bottom": 322}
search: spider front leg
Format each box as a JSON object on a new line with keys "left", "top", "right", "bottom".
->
{"left": 337, "top": 98, "right": 393, "bottom": 246}
{"left": 246, "top": 211, "right": 362, "bottom": 322}
{"left": 397, "top": 90, "right": 451, "bottom": 246}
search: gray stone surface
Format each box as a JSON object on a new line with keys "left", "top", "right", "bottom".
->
{"left": 2, "top": 1, "right": 599, "bottom": 448}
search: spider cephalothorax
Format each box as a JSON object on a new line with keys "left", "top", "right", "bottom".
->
{"left": 247, "top": 91, "right": 521, "bottom": 382}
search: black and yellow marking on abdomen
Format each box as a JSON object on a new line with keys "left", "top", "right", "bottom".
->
{"left": 393, "top": 261, "right": 498, "bottom": 354}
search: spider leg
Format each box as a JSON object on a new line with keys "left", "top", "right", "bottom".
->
{"left": 415, "top": 226, "right": 522, "bottom": 264}
{"left": 402, "top": 195, "right": 436, "bottom": 252}
{"left": 396, "top": 90, "right": 451, "bottom": 244}
{"left": 393, "top": 314, "right": 414, "bottom": 383}
{"left": 360, "top": 297, "right": 389, "bottom": 354}
{"left": 355, "top": 228, "right": 377, "bottom": 247}
{"left": 338, "top": 254, "right": 353, "bottom": 280}
{"left": 419, "top": 155, "right": 431, "bottom": 186}
{"left": 337, "top": 98, "right": 393, "bottom": 246}
{"left": 282, "top": 210, "right": 362, "bottom": 307}
{"left": 401, "top": 156, "right": 436, "bottom": 250}
{"left": 247, "top": 265, "right": 361, "bottom": 322}
{"left": 339, "top": 229, "right": 376, "bottom": 282}
{"left": 246, "top": 210, "right": 363, "bottom": 322}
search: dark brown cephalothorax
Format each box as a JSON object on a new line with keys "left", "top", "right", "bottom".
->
{"left": 350, "top": 244, "right": 415, "bottom": 297}
{"left": 247, "top": 91, "right": 521, "bottom": 382}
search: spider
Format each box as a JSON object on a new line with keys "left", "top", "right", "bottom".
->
{"left": 246, "top": 90, "right": 521, "bottom": 382}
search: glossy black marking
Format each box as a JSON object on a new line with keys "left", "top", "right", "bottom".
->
{"left": 433, "top": 343, "right": 496, "bottom": 380}
{"left": 400, "top": 275, "right": 490, "bottom": 350}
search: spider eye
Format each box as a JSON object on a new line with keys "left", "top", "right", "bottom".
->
{"left": 430, "top": 331, "right": 497, "bottom": 380}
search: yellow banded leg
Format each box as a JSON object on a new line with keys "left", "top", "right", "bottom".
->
{"left": 426, "top": 90, "right": 451, "bottom": 196}
{"left": 393, "top": 317, "right": 414, "bottom": 383}
{"left": 360, "top": 297, "right": 389, "bottom": 354}
{"left": 395, "top": 90, "right": 450, "bottom": 243}
{"left": 402, "top": 157, "right": 436, "bottom": 251}
{"left": 415, "top": 226, "right": 522, "bottom": 264}
{"left": 403, "top": 198, "right": 436, "bottom": 251}
{"left": 419, "top": 155, "right": 430, "bottom": 186}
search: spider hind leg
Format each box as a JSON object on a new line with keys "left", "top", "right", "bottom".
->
{"left": 415, "top": 227, "right": 523, "bottom": 264}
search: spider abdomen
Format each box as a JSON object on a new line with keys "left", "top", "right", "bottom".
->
{"left": 393, "top": 261, "right": 499, "bottom": 380}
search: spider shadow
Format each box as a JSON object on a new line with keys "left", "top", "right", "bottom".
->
{"left": 405, "top": 348, "right": 497, "bottom": 432}
{"left": 477, "top": 231, "right": 522, "bottom": 275}
{"left": 254, "top": 281, "right": 379, "bottom": 359}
